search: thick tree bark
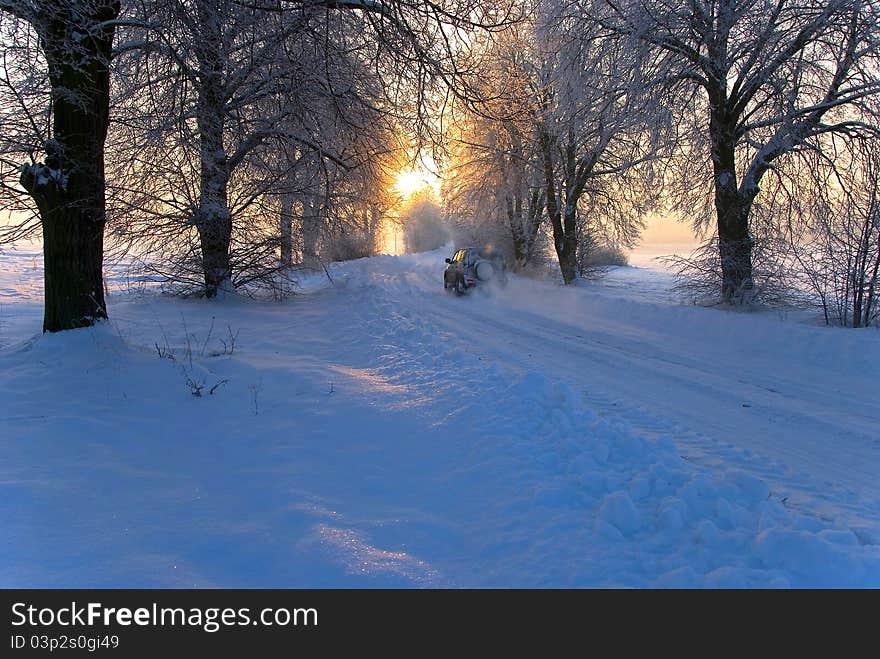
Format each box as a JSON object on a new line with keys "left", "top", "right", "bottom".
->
{"left": 17, "top": 1, "right": 119, "bottom": 332}
{"left": 28, "top": 180, "right": 108, "bottom": 331}
{"left": 545, "top": 195, "right": 578, "bottom": 285}
{"left": 539, "top": 131, "right": 580, "bottom": 285}
{"left": 196, "top": 143, "right": 232, "bottom": 297}
{"left": 540, "top": 129, "right": 578, "bottom": 285}
{"left": 710, "top": 107, "right": 755, "bottom": 304}
{"left": 196, "top": 204, "right": 232, "bottom": 297}
{"left": 715, "top": 193, "right": 755, "bottom": 304}
{"left": 556, "top": 205, "right": 578, "bottom": 285}
{"left": 526, "top": 192, "right": 544, "bottom": 263}
{"left": 195, "top": 13, "right": 233, "bottom": 298}
{"left": 506, "top": 132, "right": 532, "bottom": 269}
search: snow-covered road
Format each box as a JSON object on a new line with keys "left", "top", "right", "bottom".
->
{"left": 2, "top": 246, "right": 879, "bottom": 586}
{"left": 375, "top": 255, "right": 880, "bottom": 526}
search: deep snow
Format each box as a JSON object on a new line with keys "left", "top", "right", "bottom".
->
{"left": 1, "top": 244, "right": 878, "bottom": 587}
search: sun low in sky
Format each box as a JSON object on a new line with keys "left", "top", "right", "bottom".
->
{"left": 392, "top": 163, "right": 440, "bottom": 201}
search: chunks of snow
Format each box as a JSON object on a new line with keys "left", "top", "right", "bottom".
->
{"left": 599, "top": 492, "right": 643, "bottom": 536}
{"left": 19, "top": 163, "right": 68, "bottom": 190}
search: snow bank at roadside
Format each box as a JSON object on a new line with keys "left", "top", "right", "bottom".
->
{"left": 333, "top": 262, "right": 880, "bottom": 586}
{"left": 489, "top": 371, "right": 879, "bottom": 587}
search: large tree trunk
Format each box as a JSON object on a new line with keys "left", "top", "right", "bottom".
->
{"left": 197, "top": 207, "right": 232, "bottom": 297}
{"left": 540, "top": 126, "right": 582, "bottom": 285}
{"left": 523, "top": 190, "right": 544, "bottom": 267}
{"left": 716, "top": 195, "right": 755, "bottom": 304}
{"left": 506, "top": 137, "right": 529, "bottom": 268}
{"left": 545, "top": 193, "right": 578, "bottom": 285}
{"left": 555, "top": 204, "right": 578, "bottom": 285}
{"left": 506, "top": 130, "right": 543, "bottom": 271}
{"left": 711, "top": 108, "right": 755, "bottom": 304}
{"left": 508, "top": 188, "right": 544, "bottom": 270}
{"left": 19, "top": 1, "right": 119, "bottom": 332}
{"left": 196, "top": 144, "right": 232, "bottom": 297}
{"left": 540, "top": 129, "right": 578, "bottom": 285}
{"left": 195, "top": 15, "right": 232, "bottom": 298}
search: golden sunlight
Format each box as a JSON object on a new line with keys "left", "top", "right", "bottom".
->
{"left": 393, "top": 168, "right": 432, "bottom": 199}
{"left": 377, "top": 217, "right": 404, "bottom": 255}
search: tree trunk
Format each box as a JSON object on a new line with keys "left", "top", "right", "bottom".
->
{"left": 197, "top": 208, "right": 232, "bottom": 297}
{"left": 507, "top": 192, "right": 529, "bottom": 268}
{"left": 301, "top": 196, "right": 321, "bottom": 270}
{"left": 32, "top": 188, "right": 108, "bottom": 331}
{"left": 280, "top": 192, "right": 294, "bottom": 268}
{"left": 716, "top": 198, "right": 755, "bottom": 304}
{"left": 196, "top": 149, "right": 232, "bottom": 297}
{"left": 863, "top": 233, "right": 880, "bottom": 327}
{"left": 851, "top": 213, "right": 875, "bottom": 327}
{"left": 367, "top": 205, "right": 381, "bottom": 253}
{"left": 556, "top": 204, "right": 578, "bottom": 285}
{"left": 19, "top": 1, "right": 119, "bottom": 332}
{"left": 711, "top": 109, "right": 755, "bottom": 304}
{"left": 539, "top": 128, "right": 577, "bottom": 285}
{"left": 508, "top": 186, "right": 543, "bottom": 270}
{"left": 196, "top": 17, "right": 232, "bottom": 298}
{"left": 522, "top": 190, "right": 544, "bottom": 268}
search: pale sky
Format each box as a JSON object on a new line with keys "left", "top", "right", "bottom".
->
{"left": 638, "top": 213, "right": 700, "bottom": 246}
{"left": 3, "top": 208, "right": 700, "bottom": 249}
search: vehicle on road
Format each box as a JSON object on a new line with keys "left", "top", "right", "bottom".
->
{"left": 443, "top": 247, "right": 507, "bottom": 295}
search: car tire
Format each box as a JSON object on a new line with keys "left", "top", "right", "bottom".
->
{"left": 454, "top": 277, "right": 466, "bottom": 296}
{"left": 475, "top": 260, "right": 495, "bottom": 281}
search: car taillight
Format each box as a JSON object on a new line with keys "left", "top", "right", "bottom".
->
{"left": 467, "top": 280, "right": 474, "bottom": 285}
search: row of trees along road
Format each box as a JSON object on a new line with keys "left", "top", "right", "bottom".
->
{"left": 445, "top": 0, "right": 879, "bottom": 311}
{"left": 0, "top": 0, "right": 515, "bottom": 330}
{"left": 1, "top": 0, "right": 878, "bottom": 331}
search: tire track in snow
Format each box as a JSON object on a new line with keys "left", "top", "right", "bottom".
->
{"left": 354, "top": 261, "right": 880, "bottom": 533}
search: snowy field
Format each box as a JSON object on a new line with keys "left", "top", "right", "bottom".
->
{"left": 1, "top": 242, "right": 879, "bottom": 587}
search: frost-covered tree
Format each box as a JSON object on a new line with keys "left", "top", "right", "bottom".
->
{"left": 597, "top": 0, "right": 880, "bottom": 303}
{"left": 788, "top": 136, "right": 880, "bottom": 326}
{"left": 0, "top": 1, "right": 120, "bottom": 331}
{"left": 275, "top": 64, "right": 401, "bottom": 270}
{"left": 402, "top": 193, "right": 449, "bottom": 253}
{"left": 446, "top": 5, "right": 669, "bottom": 283}
{"left": 1, "top": 0, "right": 519, "bottom": 326}
{"left": 111, "top": 1, "right": 362, "bottom": 296}
{"left": 110, "top": 2, "right": 391, "bottom": 292}
{"left": 445, "top": 114, "right": 546, "bottom": 268}
{"left": 115, "top": 0, "right": 516, "bottom": 296}
{"left": 444, "top": 27, "right": 546, "bottom": 269}
{"left": 535, "top": 10, "right": 668, "bottom": 284}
